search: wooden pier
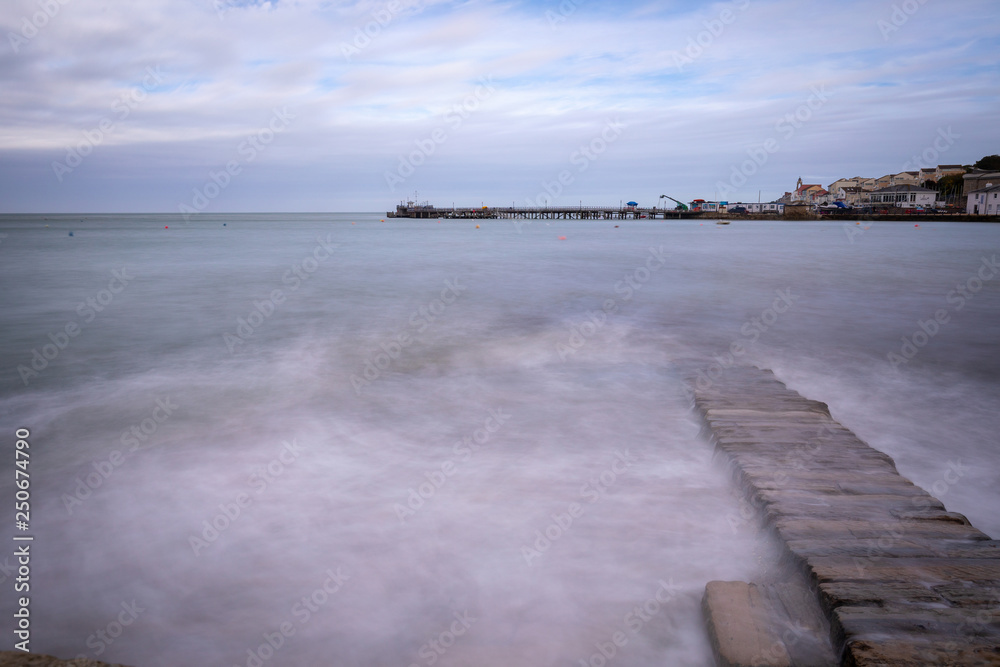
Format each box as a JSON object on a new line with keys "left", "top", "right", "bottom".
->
{"left": 386, "top": 203, "right": 703, "bottom": 220}
{"left": 689, "top": 366, "right": 1000, "bottom": 666}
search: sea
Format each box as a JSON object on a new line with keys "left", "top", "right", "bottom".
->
{"left": 1, "top": 212, "right": 998, "bottom": 666}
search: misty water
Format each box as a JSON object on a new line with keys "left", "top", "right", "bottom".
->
{"left": 1, "top": 213, "right": 999, "bottom": 666}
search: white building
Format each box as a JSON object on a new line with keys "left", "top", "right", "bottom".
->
{"left": 865, "top": 185, "right": 938, "bottom": 209}
{"left": 966, "top": 184, "right": 1000, "bottom": 215}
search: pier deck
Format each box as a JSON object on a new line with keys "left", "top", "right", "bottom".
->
{"left": 689, "top": 366, "right": 1000, "bottom": 666}
{"left": 386, "top": 205, "right": 702, "bottom": 220}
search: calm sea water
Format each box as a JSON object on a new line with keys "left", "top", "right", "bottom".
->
{"left": 1, "top": 213, "right": 998, "bottom": 666}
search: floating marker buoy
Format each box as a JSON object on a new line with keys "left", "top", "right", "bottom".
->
{"left": 68, "top": 231, "right": 73, "bottom": 236}
{"left": 223, "top": 223, "right": 226, "bottom": 226}
{"left": 558, "top": 236, "right": 566, "bottom": 240}
{"left": 614, "top": 225, "right": 619, "bottom": 228}
{"left": 475, "top": 225, "right": 480, "bottom": 228}
{"left": 915, "top": 224, "right": 919, "bottom": 227}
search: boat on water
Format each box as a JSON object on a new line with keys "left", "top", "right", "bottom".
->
{"left": 716, "top": 221, "right": 730, "bottom": 225}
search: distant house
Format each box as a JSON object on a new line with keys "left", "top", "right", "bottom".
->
{"left": 874, "top": 174, "right": 893, "bottom": 189}
{"left": 935, "top": 165, "right": 966, "bottom": 181}
{"left": 918, "top": 168, "right": 937, "bottom": 183}
{"left": 829, "top": 177, "right": 864, "bottom": 193}
{"left": 865, "top": 185, "right": 938, "bottom": 208}
{"left": 835, "top": 187, "right": 866, "bottom": 206}
{"left": 966, "top": 184, "right": 1000, "bottom": 215}
{"left": 963, "top": 171, "right": 1000, "bottom": 196}
{"left": 790, "top": 178, "right": 824, "bottom": 203}
{"left": 810, "top": 188, "right": 831, "bottom": 204}
{"left": 890, "top": 171, "right": 921, "bottom": 186}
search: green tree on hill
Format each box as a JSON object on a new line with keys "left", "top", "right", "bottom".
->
{"left": 974, "top": 155, "right": 1000, "bottom": 171}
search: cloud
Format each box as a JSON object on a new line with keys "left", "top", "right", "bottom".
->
{"left": 1, "top": 0, "right": 998, "bottom": 211}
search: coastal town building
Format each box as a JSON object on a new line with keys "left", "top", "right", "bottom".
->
{"left": 864, "top": 184, "right": 938, "bottom": 209}
{"left": 935, "top": 165, "right": 966, "bottom": 181}
{"left": 789, "top": 178, "right": 825, "bottom": 203}
{"left": 828, "top": 177, "right": 866, "bottom": 193}
{"left": 890, "top": 171, "right": 921, "bottom": 186}
{"left": 963, "top": 170, "right": 1000, "bottom": 195}
{"left": 966, "top": 184, "right": 1000, "bottom": 215}
{"left": 834, "top": 187, "right": 866, "bottom": 206}
{"left": 918, "top": 168, "right": 937, "bottom": 183}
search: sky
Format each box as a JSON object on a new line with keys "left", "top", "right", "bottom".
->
{"left": 1, "top": 0, "right": 998, "bottom": 213}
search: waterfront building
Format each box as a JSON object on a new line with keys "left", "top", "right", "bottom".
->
{"left": 864, "top": 184, "right": 938, "bottom": 208}
{"left": 966, "top": 184, "right": 1000, "bottom": 215}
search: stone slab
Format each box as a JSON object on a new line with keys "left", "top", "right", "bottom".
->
{"left": 687, "top": 365, "right": 1000, "bottom": 665}
{"left": 703, "top": 581, "right": 793, "bottom": 667}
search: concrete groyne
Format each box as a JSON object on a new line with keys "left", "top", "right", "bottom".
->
{"left": 689, "top": 366, "right": 1000, "bottom": 666}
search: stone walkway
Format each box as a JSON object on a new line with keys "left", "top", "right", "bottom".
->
{"left": 690, "top": 366, "right": 1000, "bottom": 666}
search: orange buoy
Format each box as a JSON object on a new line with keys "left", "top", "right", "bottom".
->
{"left": 476, "top": 225, "right": 480, "bottom": 228}
{"left": 558, "top": 236, "right": 566, "bottom": 240}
